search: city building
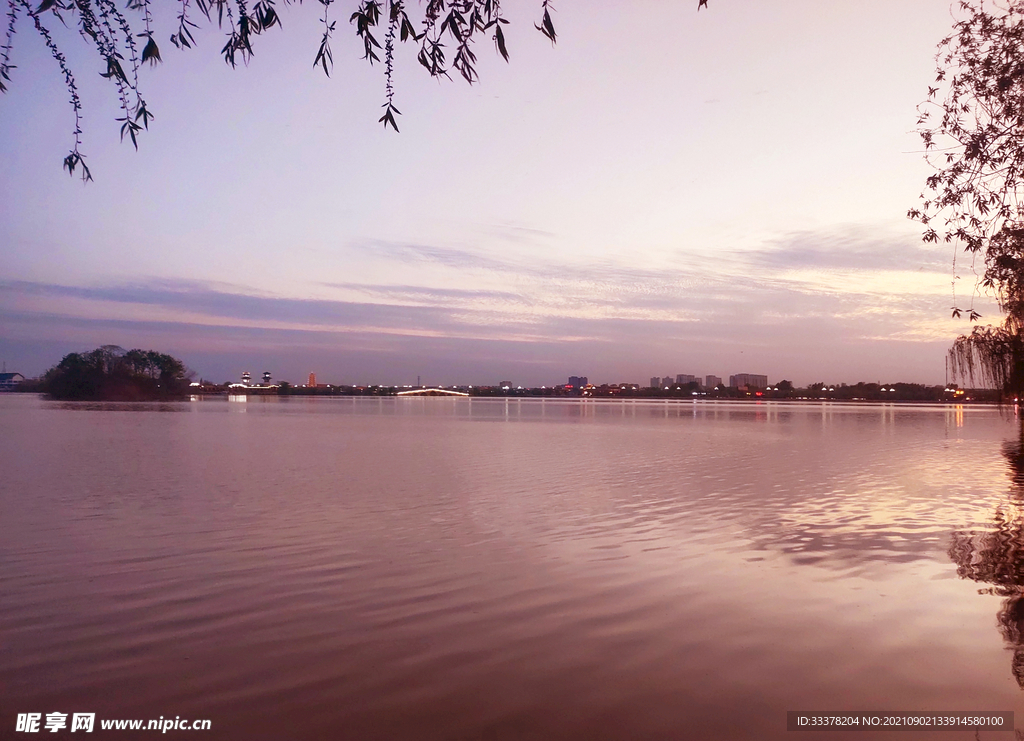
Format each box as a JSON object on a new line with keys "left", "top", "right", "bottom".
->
{"left": 262, "top": 371, "right": 272, "bottom": 385}
{"left": 650, "top": 377, "right": 661, "bottom": 388}
{"left": 308, "top": 372, "right": 316, "bottom": 387}
{"left": 662, "top": 376, "right": 674, "bottom": 387}
{"left": 706, "top": 375, "right": 723, "bottom": 389}
{"left": 568, "top": 376, "right": 588, "bottom": 388}
{"left": 730, "top": 373, "right": 768, "bottom": 390}
{"left": 676, "top": 374, "right": 698, "bottom": 385}
{"left": 241, "top": 371, "right": 251, "bottom": 386}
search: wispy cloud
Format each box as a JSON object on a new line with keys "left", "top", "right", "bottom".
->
{"left": 0, "top": 225, "right": 991, "bottom": 383}
{"left": 742, "top": 226, "right": 949, "bottom": 273}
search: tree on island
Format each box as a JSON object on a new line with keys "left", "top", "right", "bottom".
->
{"left": 909, "top": 1, "right": 1024, "bottom": 400}
{"left": 41, "top": 344, "right": 193, "bottom": 400}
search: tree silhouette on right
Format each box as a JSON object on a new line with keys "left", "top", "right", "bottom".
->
{"left": 909, "top": 2, "right": 1024, "bottom": 399}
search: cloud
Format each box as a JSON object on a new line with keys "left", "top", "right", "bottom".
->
{"left": 322, "top": 282, "right": 529, "bottom": 308}
{"left": 742, "top": 226, "right": 950, "bottom": 273}
{"left": 0, "top": 225, "right": 989, "bottom": 383}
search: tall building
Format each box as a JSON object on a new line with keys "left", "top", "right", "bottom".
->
{"left": 241, "top": 371, "right": 251, "bottom": 386}
{"left": 730, "top": 373, "right": 768, "bottom": 390}
{"left": 568, "top": 376, "right": 588, "bottom": 388}
{"left": 262, "top": 371, "right": 272, "bottom": 385}
{"left": 676, "top": 374, "right": 698, "bottom": 385}
{"left": 308, "top": 372, "right": 316, "bottom": 387}
{"left": 650, "top": 377, "right": 661, "bottom": 389}
{"left": 662, "top": 376, "right": 674, "bottom": 387}
{"left": 706, "top": 375, "right": 723, "bottom": 389}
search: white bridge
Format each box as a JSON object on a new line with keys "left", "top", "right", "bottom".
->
{"left": 396, "top": 388, "right": 470, "bottom": 397}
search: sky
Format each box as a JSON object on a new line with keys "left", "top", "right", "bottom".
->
{"left": 0, "top": 0, "right": 995, "bottom": 386}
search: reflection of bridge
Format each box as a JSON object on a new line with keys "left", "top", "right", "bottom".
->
{"left": 396, "top": 388, "right": 469, "bottom": 397}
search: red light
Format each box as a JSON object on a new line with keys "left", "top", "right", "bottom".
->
{"left": 755, "top": 391, "right": 763, "bottom": 396}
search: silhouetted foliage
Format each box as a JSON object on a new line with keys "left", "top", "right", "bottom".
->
{"left": 948, "top": 223, "right": 1024, "bottom": 399}
{"left": 2, "top": 0, "right": 712, "bottom": 178}
{"left": 909, "top": 2, "right": 1024, "bottom": 398}
{"left": 41, "top": 344, "right": 192, "bottom": 400}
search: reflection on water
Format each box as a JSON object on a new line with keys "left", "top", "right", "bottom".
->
{"left": 3, "top": 394, "right": 1024, "bottom": 740}
{"left": 950, "top": 418, "right": 1024, "bottom": 687}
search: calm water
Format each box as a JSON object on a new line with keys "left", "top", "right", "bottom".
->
{"left": 3, "top": 394, "right": 1024, "bottom": 739}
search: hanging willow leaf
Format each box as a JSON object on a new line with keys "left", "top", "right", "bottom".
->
{"left": 5, "top": 0, "right": 715, "bottom": 178}
{"left": 494, "top": 23, "right": 507, "bottom": 61}
{"left": 140, "top": 34, "right": 160, "bottom": 64}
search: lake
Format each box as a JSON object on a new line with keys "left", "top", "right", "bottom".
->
{"left": 2, "top": 394, "right": 1023, "bottom": 739}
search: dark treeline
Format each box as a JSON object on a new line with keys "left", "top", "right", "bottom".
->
{"left": 38, "top": 345, "right": 192, "bottom": 401}
{"left": 189, "top": 379, "right": 998, "bottom": 402}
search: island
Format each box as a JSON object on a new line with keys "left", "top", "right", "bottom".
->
{"left": 40, "top": 345, "right": 192, "bottom": 401}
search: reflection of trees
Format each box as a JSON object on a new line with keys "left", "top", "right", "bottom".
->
{"left": 1003, "top": 431, "right": 1024, "bottom": 489}
{"left": 949, "top": 420, "right": 1024, "bottom": 687}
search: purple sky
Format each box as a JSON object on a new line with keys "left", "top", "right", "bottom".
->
{"left": 0, "top": 1, "right": 991, "bottom": 386}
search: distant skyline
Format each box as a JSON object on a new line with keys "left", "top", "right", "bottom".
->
{"left": 0, "top": 1, "right": 994, "bottom": 385}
